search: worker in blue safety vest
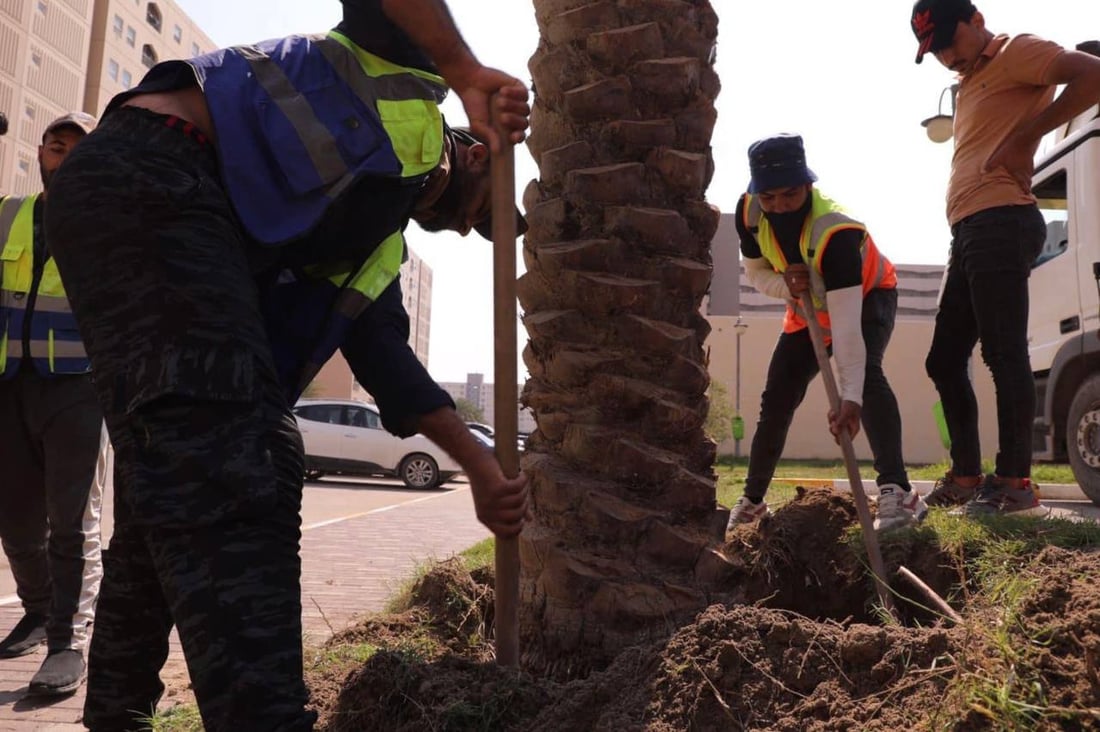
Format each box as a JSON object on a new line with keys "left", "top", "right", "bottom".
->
{"left": 0, "top": 112, "right": 108, "bottom": 697}
{"left": 44, "top": 1, "right": 530, "bottom": 729}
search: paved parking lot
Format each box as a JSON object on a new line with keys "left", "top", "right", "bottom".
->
{"left": 0, "top": 476, "right": 488, "bottom": 730}
{"left": 1, "top": 474, "right": 1097, "bottom": 730}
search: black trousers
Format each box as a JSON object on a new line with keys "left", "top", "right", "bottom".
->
{"left": 745, "top": 288, "right": 909, "bottom": 500}
{"left": 45, "top": 107, "right": 315, "bottom": 732}
{"left": 0, "top": 367, "right": 104, "bottom": 651}
{"left": 925, "top": 204, "right": 1046, "bottom": 479}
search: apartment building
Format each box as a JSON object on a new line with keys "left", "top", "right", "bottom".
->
{"left": 84, "top": 0, "right": 214, "bottom": 115}
{"left": 0, "top": 0, "right": 214, "bottom": 195}
{"left": 399, "top": 247, "right": 433, "bottom": 367}
{"left": 0, "top": 0, "right": 95, "bottom": 195}
{"left": 439, "top": 374, "right": 537, "bottom": 434}
{"left": 313, "top": 248, "right": 437, "bottom": 402}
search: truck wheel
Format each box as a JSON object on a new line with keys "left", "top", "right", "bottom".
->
{"left": 1066, "top": 374, "right": 1100, "bottom": 505}
{"left": 399, "top": 453, "right": 440, "bottom": 489}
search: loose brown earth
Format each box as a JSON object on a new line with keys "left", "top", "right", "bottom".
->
{"left": 308, "top": 488, "right": 1100, "bottom": 731}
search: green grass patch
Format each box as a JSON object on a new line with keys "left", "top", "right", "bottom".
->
{"left": 896, "top": 511, "right": 1100, "bottom": 728}
{"left": 381, "top": 542, "right": 495, "bottom": 616}
{"left": 715, "top": 457, "right": 1078, "bottom": 490}
{"left": 144, "top": 704, "right": 203, "bottom": 732}
{"left": 459, "top": 538, "right": 495, "bottom": 572}
{"left": 313, "top": 640, "right": 382, "bottom": 667}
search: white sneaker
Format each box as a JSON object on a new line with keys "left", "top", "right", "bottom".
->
{"left": 874, "top": 484, "right": 929, "bottom": 532}
{"left": 727, "top": 496, "right": 770, "bottom": 529}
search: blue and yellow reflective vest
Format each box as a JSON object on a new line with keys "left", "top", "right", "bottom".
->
{"left": 0, "top": 195, "right": 89, "bottom": 378}
{"left": 188, "top": 30, "right": 448, "bottom": 246}
{"left": 265, "top": 231, "right": 407, "bottom": 401}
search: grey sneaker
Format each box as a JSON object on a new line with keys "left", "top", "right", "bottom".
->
{"left": 28, "top": 649, "right": 85, "bottom": 696}
{"left": 958, "top": 476, "right": 1051, "bottom": 518}
{"left": 0, "top": 613, "right": 47, "bottom": 658}
{"left": 726, "top": 496, "right": 770, "bottom": 528}
{"left": 874, "top": 484, "right": 929, "bottom": 531}
{"left": 926, "top": 471, "right": 981, "bottom": 507}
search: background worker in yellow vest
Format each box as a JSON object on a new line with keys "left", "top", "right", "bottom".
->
{"left": 0, "top": 112, "right": 106, "bottom": 696}
{"left": 726, "top": 134, "right": 929, "bottom": 533}
{"left": 43, "top": 1, "right": 529, "bottom": 729}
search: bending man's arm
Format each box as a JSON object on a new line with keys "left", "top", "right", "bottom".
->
{"left": 416, "top": 407, "right": 529, "bottom": 538}
{"left": 744, "top": 255, "right": 792, "bottom": 300}
{"left": 819, "top": 230, "right": 867, "bottom": 440}
{"left": 340, "top": 280, "right": 528, "bottom": 537}
{"left": 378, "top": 0, "right": 529, "bottom": 150}
{"left": 734, "top": 193, "right": 791, "bottom": 301}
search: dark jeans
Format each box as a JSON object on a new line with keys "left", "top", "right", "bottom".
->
{"left": 745, "top": 288, "right": 908, "bottom": 499}
{"left": 925, "top": 204, "right": 1046, "bottom": 479}
{"left": 0, "top": 368, "right": 104, "bottom": 651}
{"left": 45, "top": 107, "right": 315, "bottom": 732}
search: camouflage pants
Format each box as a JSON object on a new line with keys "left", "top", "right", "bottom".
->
{"left": 46, "top": 107, "right": 316, "bottom": 731}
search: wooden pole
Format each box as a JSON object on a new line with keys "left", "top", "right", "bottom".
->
{"left": 798, "top": 292, "right": 895, "bottom": 616}
{"left": 491, "top": 112, "right": 520, "bottom": 667}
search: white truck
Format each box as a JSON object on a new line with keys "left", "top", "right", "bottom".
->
{"left": 1028, "top": 58, "right": 1100, "bottom": 502}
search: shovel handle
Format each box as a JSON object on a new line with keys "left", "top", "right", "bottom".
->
{"left": 798, "top": 292, "right": 895, "bottom": 616}
{"left": 491, "top": 103, "right": 520, "bottom": 667}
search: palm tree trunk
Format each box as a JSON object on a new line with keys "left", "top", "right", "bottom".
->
{"left": 519, "top": 0, "right": 727, "bottom": 675}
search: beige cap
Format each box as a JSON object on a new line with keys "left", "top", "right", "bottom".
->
{"left": 43, "top": 111, "right": 97, "bottom": 140}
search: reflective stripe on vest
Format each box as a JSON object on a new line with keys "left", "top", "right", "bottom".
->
{"left": 744, "top": 190, "right": 896, "bottom": 337}
{"left": 0, "top": 195, "right": 88, "bottom": 377}
{"left": 189, "top": 31, "right": 447, "bottom": 245}
{"left": 291, "top": 230, "right": 407, "bottom": 399}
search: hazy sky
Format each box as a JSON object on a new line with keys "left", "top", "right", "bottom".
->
{"left": 172, "top": 0, "right": 1100, "bottom": 382}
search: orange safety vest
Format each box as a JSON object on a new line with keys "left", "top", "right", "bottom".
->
{"left": 742, "top": 190, "right": 896, "bottom": 340}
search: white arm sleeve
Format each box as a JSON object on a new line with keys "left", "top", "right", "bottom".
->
{"left": 825, "top": 285, "right": 866, "bottom": 405}
{"left": 744, "top": 256, "right": 791, "bottom": 301}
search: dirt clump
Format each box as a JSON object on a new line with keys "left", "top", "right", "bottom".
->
{"left": 526, "top": 605, "right": 956, "bottom": 731}
{"left": 322, "top": 652, "right": 556, "bottom": 732}
{"left": 308, "top": 496, "right": 1100, "bottom": 731}
{"left": 723, "top": 486, "right": 874, "bottom": 621}
{"left": 1003, "top": 545, "right": 1100, "bottom": 714}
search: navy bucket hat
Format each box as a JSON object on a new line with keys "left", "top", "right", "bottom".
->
{"left": 747, "top": 134, "right": 817, "bottom": 194}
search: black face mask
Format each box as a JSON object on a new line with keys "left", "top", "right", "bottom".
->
{"left": 762, "top": 194, "right": 813, "bottom": 242}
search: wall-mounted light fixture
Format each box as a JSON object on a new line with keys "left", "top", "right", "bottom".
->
{"left": 921, "top": 84, "right": 958, "bottom": 143}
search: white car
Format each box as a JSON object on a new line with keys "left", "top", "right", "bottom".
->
{"left": 293, "top": 398, "right": 463, "bottom": 489}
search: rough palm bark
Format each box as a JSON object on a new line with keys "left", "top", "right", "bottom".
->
{"left": 519, "top": 0, "right": 728, "bottom": 674}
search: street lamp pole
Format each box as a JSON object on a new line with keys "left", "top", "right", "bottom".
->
{"left": 733, "top": 317, "right": 748, "bottom": 458}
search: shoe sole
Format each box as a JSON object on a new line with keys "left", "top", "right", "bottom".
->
{"left": 26, "top": 678, "right": 83, "bottom": 697}
{"left": 726, "top": 509, "right": 771, "bottom": 529}
{"left": 960, "top": 504, "right": 1053, "bottom": 519}
{"left": 875, "top": 515, "right": 920, "bottom": 532}
{"left": 0, "top": 640, "right": 46, "bottom": 659}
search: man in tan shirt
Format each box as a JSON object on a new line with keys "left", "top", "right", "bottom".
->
{"left": 912, "top": 0, "right": 1100, "bottom": 515}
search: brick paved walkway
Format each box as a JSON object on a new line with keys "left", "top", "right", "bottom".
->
{"left": 0, "top": 486, "right": 488, "bottom": 731}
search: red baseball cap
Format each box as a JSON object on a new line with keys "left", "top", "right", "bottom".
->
{"left": 911, "top": 0, "right": 976, "bottom": 64}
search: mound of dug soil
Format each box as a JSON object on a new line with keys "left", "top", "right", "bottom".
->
{"left": 310, "top": 493, "right": 1100, "bottom": 730}
{"left": 526, "top": 605, "right": 956, "bottom": 731}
